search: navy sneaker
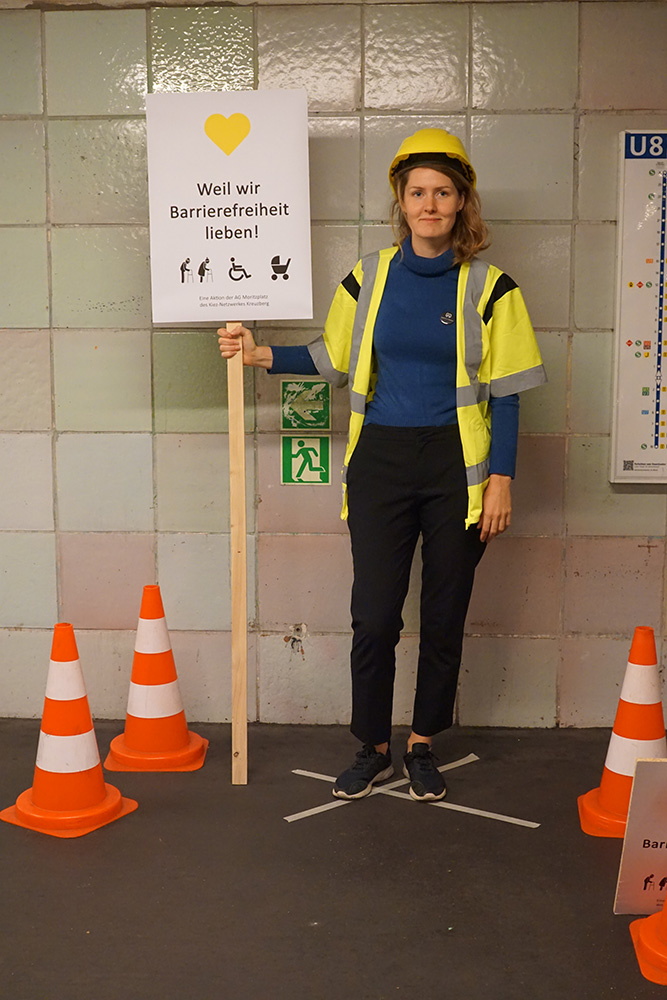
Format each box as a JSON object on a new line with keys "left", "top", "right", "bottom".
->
{"left": 332, "top": 745, "right": 394, "bottom": 799}
{"left": 403, "top": 743, "right": 446, "bottom": 801}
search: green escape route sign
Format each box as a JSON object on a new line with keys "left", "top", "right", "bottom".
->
{"left": 281, "top": 436, "right": 330, "bottom": 485}
{"left": 281, "top": 380, "right": 331, "bottom": 430}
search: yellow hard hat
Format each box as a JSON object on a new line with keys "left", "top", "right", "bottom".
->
{"left": 389, "top": 128, "right": 476, "bottom": 193}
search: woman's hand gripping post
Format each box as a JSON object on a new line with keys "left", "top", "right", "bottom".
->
{"left": 217, "top": 324, "right": 274, "bottom": 369}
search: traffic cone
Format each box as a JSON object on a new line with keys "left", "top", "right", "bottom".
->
{"left": 0, "top": 624, "right": 137, "bottom": 838}
{"left": 578, "top": 626, "right": 666, "bottom": 838}
{"left": 104, "top": 585, "right": 208, "bottom": 771}
{"left": 630, "top": 904, "right": 667, "bottom": 984}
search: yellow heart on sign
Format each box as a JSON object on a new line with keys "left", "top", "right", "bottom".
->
{"left": 204, "top": 113, "right": 251, "bottom": 155}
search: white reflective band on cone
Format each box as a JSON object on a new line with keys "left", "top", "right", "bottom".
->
{"left": 45, "top": 660, "right": 87, "bottom": 701}
{"left": 604, "top": 732, "right": 667, "bottom": 776}
{"left": 134, "top": 617, "right": 172, "bottom": 654}
{"left": 619, "top": 661, "right": 662, "bottom": 705}
{"left": 127, "top": 680, "right": 183, "bottom": 719}
{"left": 36, "top": 729, "right": 101, "bottom": 773}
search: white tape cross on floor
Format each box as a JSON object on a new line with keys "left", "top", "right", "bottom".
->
{"left": 284, "top": 753, "right": 540, "bottom": 829}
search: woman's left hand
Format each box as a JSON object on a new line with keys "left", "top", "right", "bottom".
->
{"left": 478, "top": 474, "right": 512, "bottom": 542}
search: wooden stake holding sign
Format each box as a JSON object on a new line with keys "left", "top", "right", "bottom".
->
{"left": 145, "top": 89, "right": 312, "bottom": 784}
{"left": 226, "top": 326, "right": 248, "bottom": 785}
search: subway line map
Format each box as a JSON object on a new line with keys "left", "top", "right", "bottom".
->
{"left": 611, "top": 132, "right": 667, "bottom": 482}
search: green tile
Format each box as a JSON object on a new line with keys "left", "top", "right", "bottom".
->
{"left": 0, "top": 122, "right": 46, "bottom": 224}
{"left": 0, "top": 229, "right": 49, "bottom": 329}
{"left": 154, "top": 331, "right": 229, "bottom": 432}
{"left": 150, "top": 8, "right": 254, "bottom": 93}
{"left": 0, "top": 11, "right": 42, "bottom": 115}
{"left": 51, "top": 226, "right": 151, "bottom": 329}
{"left": 45, "top": 10, "right": 147, "bottom": 115}
{"left": 49, "top": 120, "right": 148, "bottom": 225}
{"left": 54, "top": 330, "right": 152, "bottom": 431}
{"left": 0, "top": 533, "right": 57, "bottom": 628}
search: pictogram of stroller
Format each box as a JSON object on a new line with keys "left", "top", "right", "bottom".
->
{"left": 271, "top": 256, "right": 291, "bottom": 280}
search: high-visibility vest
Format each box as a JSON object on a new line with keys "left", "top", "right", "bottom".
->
{"left": 307, "top": 246, "right": 547, "bottom": 527}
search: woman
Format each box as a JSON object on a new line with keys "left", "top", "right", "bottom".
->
{"left": 218, "top": 129, "right": 546, "bottom": 803}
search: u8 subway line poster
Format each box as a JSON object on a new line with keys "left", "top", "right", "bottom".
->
{"left": 146, "top": 89, "right": 312, "bottom": 324}
{"left": 611, "top": 130, "right": 667, "bottom": 483}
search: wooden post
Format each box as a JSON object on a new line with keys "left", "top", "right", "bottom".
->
{"left": 226, "top": 323, "right": 248, "bottom": 784}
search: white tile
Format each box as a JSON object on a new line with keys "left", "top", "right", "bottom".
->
{"left": 308, "top": 117, "right": 360, "bottom": 221}
{"left": 365, "top": 5, "right": 468, "bottom": 111}
{"left": 581, "top": 2, "right": 667, "bottom": 111}
{"left": 169, "top": 630, "right": 257, "bottom": 723}
{"left": 458, "top": 637, "right": 558, "bottom": 727}
{"left": 566, "top": 437, "right": 667, "bottom": 537}
{"left": 559, "top": 637, "right": 647, "bottom": 728}
{"left": 0, "top": 331, "right": 52, "bottom": 431}
{"left": 574, "top": 224, "right": 617, "bottom": 330}
{"left": 471, "top": 115, "right": 574, "bottom": 221}
{"left": 571, "top": 332, "right": 614, "bottom": 435}
{"left": 258, "top": 631, "right": 351, "bottom": 724}
{"left": 473, "top": 3, "right": 577, "bottom": 111}
{"left": 258, "top": 6, "right": 361, "bottom": 112}
{"left": 483, "top": 225, "right": 571, "bottom": 330}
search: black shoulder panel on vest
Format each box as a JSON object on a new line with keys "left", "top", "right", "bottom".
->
{"left": 341, "top": 271, "right": 361, "bottom": 302}
{"left": 482, "top": 272, "right": 518, "bottom": 326}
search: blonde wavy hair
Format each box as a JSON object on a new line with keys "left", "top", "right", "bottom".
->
{"left": 390, "top": 163, "right": 490, "bottom": 264}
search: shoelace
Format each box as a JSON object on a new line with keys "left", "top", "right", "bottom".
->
{"left": 350, "top": 745, "right": 386, "bottom": 770}
{"left": 407, "top": 748, "right": 440, "bottom": 773}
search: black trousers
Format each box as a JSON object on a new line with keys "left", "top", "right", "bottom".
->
{"left": 346, "top": 424, "right": 486, "bottom": 745}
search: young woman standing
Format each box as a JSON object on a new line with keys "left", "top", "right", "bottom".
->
{"left": 218, "top": 130, "right": 546, "bottom": 803}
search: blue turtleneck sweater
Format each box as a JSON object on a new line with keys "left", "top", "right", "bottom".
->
{"left": 269, "top": 240, "right": 519, "bottom": 477}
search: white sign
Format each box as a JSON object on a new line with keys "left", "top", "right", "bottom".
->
{"left": 611, "top": 130, "right": 667, "bottom": 482}
{"left": 146, "top": 90, "right": 312, "bottom": 324}
{"left": 615, "top": 759, "right": 667, "bottom": 914}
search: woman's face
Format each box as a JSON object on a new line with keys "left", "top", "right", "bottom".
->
{"left": 398, "top": 166, "right": 465, "bottom": 256}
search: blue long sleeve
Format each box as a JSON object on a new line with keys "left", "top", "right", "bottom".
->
{"left": 489, "top": 394, "right": 519, "bottom": 478}
{"left": 268, "top": 344, "right": 318, "bottom": 375}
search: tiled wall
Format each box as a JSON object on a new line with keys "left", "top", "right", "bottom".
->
{"left": 1, "top": 1, "right": 667, "bottom": 729}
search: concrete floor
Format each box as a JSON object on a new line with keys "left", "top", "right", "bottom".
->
{"left": 1, "top": 720, "right": 666, "bottom": 999}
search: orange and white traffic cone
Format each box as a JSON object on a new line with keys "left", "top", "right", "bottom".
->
{"left": 104, "top": 585, "right": 208, "bottom": 772}
{"left": 0, "top": 623, "right": 137, "bottom": 838}
{"left": 630, "top": 903, "right": 667, "bottom": 984}
{"left": 578, "top": 626, "right": 666, "bottom": 838}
